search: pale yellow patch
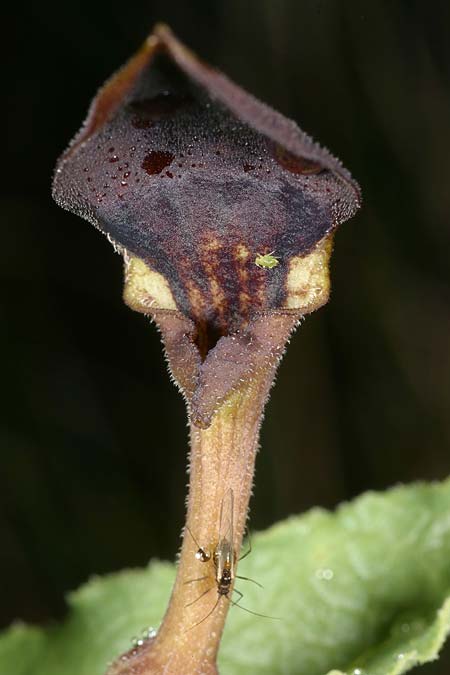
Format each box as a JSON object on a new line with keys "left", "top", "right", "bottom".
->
{"left": 285, "top": 235, "right": 333, "bottom": 313}
{"left": 185, "top": 278, "right": 206, "bottom": 317}
{"left": 208, "top": 276, "right": 227, "bottom": 311}
{"left": 123, "top": 255, "right": 177, "bottom": 313}
{"left": 235, "top": 243, "right": 250, "bottom": 262}
{"left": 202, "top": 236, "right": 221, "bottom": 253}
{"left": 239, "top": 290, "right": 251, "bottom": 314}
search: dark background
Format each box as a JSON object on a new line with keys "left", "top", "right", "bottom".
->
{"left": 2, "top": 1, "right": 450, "bottom": 671}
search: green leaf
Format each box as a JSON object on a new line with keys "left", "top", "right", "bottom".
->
{"left": 2, "top": 480, "right": 450, "bottom": 675}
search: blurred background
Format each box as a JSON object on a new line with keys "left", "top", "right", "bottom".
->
{"left": 2, "top": 0, "right": 450, "bottom": 671}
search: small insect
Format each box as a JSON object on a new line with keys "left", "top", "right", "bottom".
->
{"left": 213, "top": 487, "right": 236, "bottom": 598}
{"left": 185, "top": 489, "right": 235, "bottom": 599}
{"left": 185, "top": 489, "right": 267, "bottom": 630}
{"left": 254, "top": 250, "right": 280, "bottom": 269}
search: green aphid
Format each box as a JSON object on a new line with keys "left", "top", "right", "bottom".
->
{"left": 254, "top": 251, "right": 280, "bottom": 269}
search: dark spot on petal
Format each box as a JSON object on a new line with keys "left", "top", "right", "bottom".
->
{"left": 142, "top": 150, "right": 175, "bottom": 175}
{"left": 131, "top": 117, "right": 152, "bottom": 129}
{"left": 243, "top": 163, "right": 255, "bottom": 172}
{"left": 129, "top": 93, "right": 192, "bottom": 129}
{"left": 274, "top": 146, "right": 324, "bottom": 175}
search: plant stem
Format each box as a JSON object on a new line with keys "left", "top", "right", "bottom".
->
{"left": 108, "top": 239, "right": 333, "bottom": 674}
{"left": 108, "top": 366, "right": 280, "bottom": 674}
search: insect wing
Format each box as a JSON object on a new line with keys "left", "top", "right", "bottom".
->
{"left": 219, "top": 488, "right": 234, "bottom": 545}
{"left": 215, "top": 489, "right": 235, "bottom": 584}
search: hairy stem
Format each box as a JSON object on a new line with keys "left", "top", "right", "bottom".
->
{"left": 107, "top": 245, "right": 332, "bottom": 674}
{"left": 108, "top": 364, "right": 281, "bottom": 675}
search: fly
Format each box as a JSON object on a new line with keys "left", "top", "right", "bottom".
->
{"left": 184, "top": 489, "right": 271, "bottom": 630}
{"left": 213, "top": 487, "right": 236, "bottom": 598}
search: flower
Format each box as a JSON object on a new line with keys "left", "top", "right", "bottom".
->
{"left": 53, "top": 25, "right": 361, "bottom": 674}
{"left": 53, "top": 25, "right": 360, "bottom": 427}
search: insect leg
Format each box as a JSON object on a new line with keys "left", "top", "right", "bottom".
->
{"left": 231, "top": 597, "right": 259, "bottom": 615}
{"left": 183, "top": 576, "right": 209, "bottom": 585}
{"left": 185, "top": 594, "right": 221, "bottom": 631}
{"left": 235, "top": 574, "right": 263, "bottom": 588}
{"left": 232, "top": 588, "right": 244, "bottom": 604}
{"left": 185, "top": 586, "right": 213, "bottom": 609}
{"left": 239, "top": 530, "right": 252, "bottom": 561}
{"left": 185, "top": 525, "right": 201, "bottom": 549}
{"left": 231, "top": 589, "right": 280, "bottom": 620}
